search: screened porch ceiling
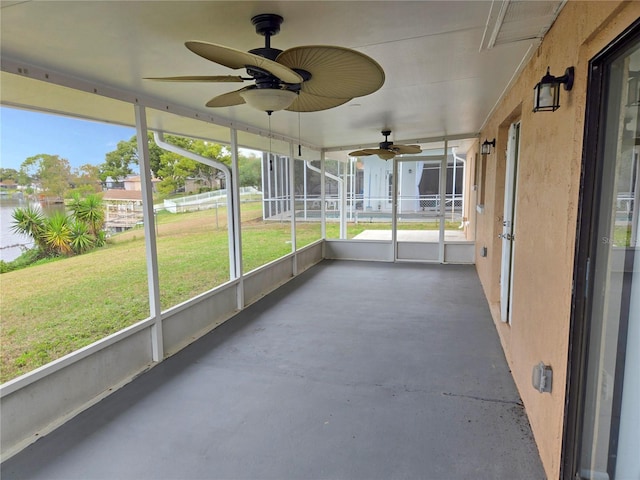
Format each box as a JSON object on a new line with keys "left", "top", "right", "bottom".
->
{"left": 0, "top": 1, "right": 565, "bottom": 158}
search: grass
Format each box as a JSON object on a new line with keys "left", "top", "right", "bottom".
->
{"left": 0, "top": 203, "right": 319, "bottom": 382}
{"left": 0, "top": 202, "right": 460, "bottom": 383}
{"left": 1, "top": 245, "right": 151, "bottom": 380}
{"left": 613, "top": 224, "right": 633, "bottom": 247}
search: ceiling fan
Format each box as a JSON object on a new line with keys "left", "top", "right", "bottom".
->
{"left": 349, "top": 130, "right": 422, "bottom": 160}
{"left": 146, "top": 13, "right": 385, "bottom": 115}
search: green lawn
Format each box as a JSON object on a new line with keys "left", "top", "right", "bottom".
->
{"left": 0, "top": 205, "right": 457, "bottom": 383}
{"left": 0, "top": 205, "right": 322, "bottom": 382}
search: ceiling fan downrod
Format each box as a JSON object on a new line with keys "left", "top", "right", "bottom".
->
{"left": 251, "top": 14, "right": 284, "bottom": 55}
{"left": 381, "top": 130, "right": 393, "bottom": 149}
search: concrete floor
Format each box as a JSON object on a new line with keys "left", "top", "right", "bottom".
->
{"left": 1, "top": 260, "right": 545, "bottom": 480}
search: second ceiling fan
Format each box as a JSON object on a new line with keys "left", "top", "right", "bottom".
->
{"left": 146, "top": 13, "right": 385, "bottom": 114}
{"left": 349, "top": 131, "right": 422, "bottom": 160}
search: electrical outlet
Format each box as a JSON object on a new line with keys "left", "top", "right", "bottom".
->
{"left": 532, "top": 362, "right": 553, "bottom": 393}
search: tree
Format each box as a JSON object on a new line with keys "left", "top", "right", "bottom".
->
{"left": 70, "top": 164, "right": 101, "bottom": 195}
{"left": 238, "top": 153, "right": 262, "bottom": 188}
{"left": 99, "top": 134, "right": 164, "bottom": 181}
{"left": 155, "top": 137, "right": 231, "bottom": 194}
{"left": 193, "top": 141, "right": 231, "bottom": 189}
{"left": 100, "top": 143, "right": 135, "bottom": 182}
{"left": 19, "top": 154, "right": 72, "bottom": 198}
{"left": 100, "top": 133, "right": 253, "bottom": 194}
{"left": 0, "top": 168, "right": 20, "bottom": 183}
{"left": 156, "top": 151, "right": 195, "bottom": 194}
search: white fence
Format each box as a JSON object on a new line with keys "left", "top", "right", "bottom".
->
{"left": 163, "top": 187, "right": 261, "bottom": 213}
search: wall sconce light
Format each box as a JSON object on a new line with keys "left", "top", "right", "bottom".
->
{"left": 533, "top": 66, "right": 574, "bottom": 112}
{"left": 481, "top": 138, "right": 495, "bottom": 155}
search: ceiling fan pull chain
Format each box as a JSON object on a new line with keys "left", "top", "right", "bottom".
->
{"left": 269, "top": 115, "right": 273, "bottom": 171}
{"left": 298, "top": 112, "right": 302, "bottom": 157}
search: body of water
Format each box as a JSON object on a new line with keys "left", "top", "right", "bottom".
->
{"left": 0, "top": 196, "right": 65, "bottom": 262}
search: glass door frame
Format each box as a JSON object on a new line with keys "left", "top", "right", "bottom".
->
{"left": 393, "top": 140, "right": 449, "bottom": 263}
{"left": 562, "top": 17, "right": 640, "bottom": 480}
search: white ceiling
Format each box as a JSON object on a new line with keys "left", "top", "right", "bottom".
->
{"left": 0, "top": 0, "right": 564, "bottom": 156}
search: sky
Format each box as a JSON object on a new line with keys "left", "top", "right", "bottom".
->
{"left": 0, "top": 106, "right": 136, "bottom": 172}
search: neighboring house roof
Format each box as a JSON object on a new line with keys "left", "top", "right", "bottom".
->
{"left": 102, "top": 189, "right": 143, "bottom": 202}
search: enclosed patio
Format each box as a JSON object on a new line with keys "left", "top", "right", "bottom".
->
{"left": 4, "top": 2, "right": 639, "bottom": 478}
{"left": 1, "top": 261, "right": 544, "bottom": 479}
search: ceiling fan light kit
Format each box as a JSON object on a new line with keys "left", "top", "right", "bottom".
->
{"left": 147, "top": 13, "right": 385, "bottom": 114}
{"left": 239, "top": 88, "right": 297, "bottom": 112}
{"left": 378, "top": 152, "right": 396, "bottom": 160}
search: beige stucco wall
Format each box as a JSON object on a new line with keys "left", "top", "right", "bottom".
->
{"left": 473, "top": 2, "right": 640, "bottom": 478}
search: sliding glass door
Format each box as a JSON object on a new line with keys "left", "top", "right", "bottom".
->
{"left": 565, "top": 19, "right": 640, "bottom": 480}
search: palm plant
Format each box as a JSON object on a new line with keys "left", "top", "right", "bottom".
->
{"left": 74, "top": 193, "right": 105, "bottom": 236}
{"left": 11, "top": 206, "right": 47, "bottom": 252}
{"left": 69, "top": 220, "right": 95, "bottom": 254}
{"left": 43, "top": 211, "right": 72, "bottom": 256}
{"left": 94, "top": 230, "right": 107, "bottom": 248}
{"left": 67, "top": 193, "right": 84, "bottom": 218}
{"left": 9, "top": 194, "right": 106, "bottom": 266}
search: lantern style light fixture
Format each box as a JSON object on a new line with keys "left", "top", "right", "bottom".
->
{"left": 481, "top": 138, "right": 495, "bottom": 155}
{"left": 533, "top": 66, "right": 575, "bottom": 112}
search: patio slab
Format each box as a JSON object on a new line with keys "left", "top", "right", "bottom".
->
{"left": 1, "top": 260, "right": 544, "bottom": 480}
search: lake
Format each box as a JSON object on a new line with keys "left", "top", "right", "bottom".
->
{"left": 0, "top": 196, "right": 65, "bottom": 262}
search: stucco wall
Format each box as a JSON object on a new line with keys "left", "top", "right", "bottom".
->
{"left": 473, "top": 2, "right": 640, "bottom": 478}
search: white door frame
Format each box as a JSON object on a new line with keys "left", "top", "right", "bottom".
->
{"left": 393, "top": 154, "right": 447, "bottom": 263}
{"left": 500, "top": 122, "right": 520, "bottom": 323}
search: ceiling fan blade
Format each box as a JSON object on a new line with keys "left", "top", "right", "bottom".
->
{"left": 186, "top": 41, "right": 303, "bottom": 84}
{"left": 205, "top": 87, "right": 249, "bottom": 108}
{"left": 145, "top": 75, "right": 244, "bottom": 82}
{"left": 348, "top": 148, "right": 384, "bottom": 157}
{"left": 286, "top": 91, "right": 351, "bottom": 112}
{"left": 393, "top": 145, "right": 422, "bottom": 155}
{"left": 277, "top": 46, "right": 385, "bottom": 99}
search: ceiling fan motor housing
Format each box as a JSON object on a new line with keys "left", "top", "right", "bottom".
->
{"left": 249, "top": 47, "right": 282, "bottom": 61}
{"left": 380, "top": 130, "right": 393, "bottom": 149}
